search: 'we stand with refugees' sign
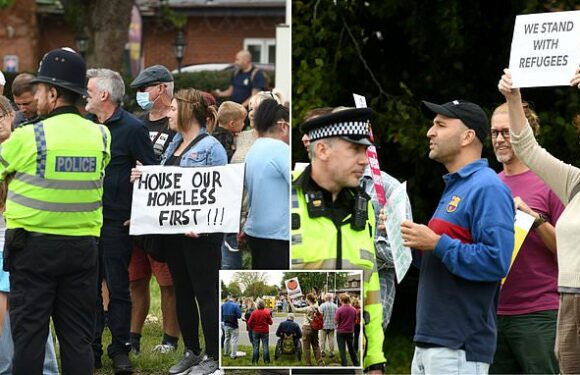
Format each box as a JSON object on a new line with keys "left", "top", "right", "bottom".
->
{"left": 509, "top": 10, "right": 580, "bottom": 88}
{"left": 129, "top": 164, "right": 244, "bottom": 235}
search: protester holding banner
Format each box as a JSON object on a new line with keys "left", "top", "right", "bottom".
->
{"left": 288, "top": 293, "right": 323, "bottom": 366}
{"left": 490, "top": 100, "right": 563, "bottom": 374}
{"left": 243, "top": 98, "right": 290, "bottom": 269}
{"left": 498, "top": 68, "right": 580, "bottom": 375}
{"left": 151, "top": 88, "right": 227, "bottom": 375}
{"left": 361, "top": 164, "right": 412, "bottom": 333}
{"left": 403, "top": 100, "right": 515, "bottom": 375}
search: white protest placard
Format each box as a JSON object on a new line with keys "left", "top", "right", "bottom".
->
{"left": 384, "top": 182, "right": 412, "bottom": 283}
{"left": 129, "top": 164, "right": 244, "bottom": 235}
{"left": 509, "top": 10, "right": 580, "bottom": 88}
{"left": 285, "top": 277, "right": 303, "bottom": 299}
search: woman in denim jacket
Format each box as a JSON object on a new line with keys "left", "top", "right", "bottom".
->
{"left": 160, "top": 89, "right": 227, "bottom": 375}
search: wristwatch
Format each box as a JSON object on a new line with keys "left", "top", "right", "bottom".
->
{"left": 532, "top": 212, "right": 548, "bottom": 229}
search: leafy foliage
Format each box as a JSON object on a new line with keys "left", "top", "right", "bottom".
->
{"left": 293, "top": 0, "right": 580, "bottom": 223}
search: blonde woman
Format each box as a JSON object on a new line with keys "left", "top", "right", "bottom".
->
{"left": 133, "top": 89, "right": 227, "bottom": 375}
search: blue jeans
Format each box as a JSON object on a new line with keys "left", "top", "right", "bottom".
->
{"left": 252, "top": 332, "right": 270, "bottom": 364}
{"left": 411, "top": 347, "right": 490, "bottom": 375}
{"left": 93, "top": 220, "right": 133, "bottom": 359}
{"left": 0, "top": 311, "right": 59, "bottom": 375}
{"left": 220, "top": 233, "right": 242, "bottom": 270}
{"left": 223, "top": 325, "right": 239, "bottom": 358}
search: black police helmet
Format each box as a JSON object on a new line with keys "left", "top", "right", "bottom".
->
{"left": 31, "top": 48, "right": 87, "bottom": 96}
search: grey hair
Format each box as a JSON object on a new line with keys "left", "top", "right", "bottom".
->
{"left": 309, "top": 137, "right": 336, "bottom": 160}
{"left": 256, "top": 298, "right": 266, "bottom": 309}
{"left": 86, "top": 68, "right": 125, "bottom": 105}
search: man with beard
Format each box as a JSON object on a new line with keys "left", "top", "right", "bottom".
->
{"left": 489, "top": 101, "right": 563, "bottom": 374}
{"left": 402, "top": 99, "right": 514, "bottom": 375}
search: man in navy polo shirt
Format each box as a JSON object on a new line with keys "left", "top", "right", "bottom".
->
{"left": 401, "top": 100, "right": 515, "bottom": 374}
{"left": 213, "top": 50, "right": 266, "bottom": 107}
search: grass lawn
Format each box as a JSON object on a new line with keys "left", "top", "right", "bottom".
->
{"left": 93, "top": 279, "right": 182, "bottom": 375}
{"left": 221, "top": 344, "right": 350, "bottom": 368}
{"left": 56, "top": 276, "right": 414, "bottom": 374}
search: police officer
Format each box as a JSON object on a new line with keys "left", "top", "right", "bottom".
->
{"left": 291, "top": 107, "right": 386, "bottom": 374}
{"left": 1, "top": 48, "right": 111, "bottom": 374}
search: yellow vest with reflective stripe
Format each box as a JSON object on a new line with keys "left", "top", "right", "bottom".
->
{"left": 0, "top": 113, "right": 111, "bottom": 236}
{"left": 291, "top": 171, "right": 386, "bottom": 369}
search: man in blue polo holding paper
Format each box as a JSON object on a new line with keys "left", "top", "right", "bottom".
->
{"left": 401, "top": 99, "right": 515, "bottom": 375}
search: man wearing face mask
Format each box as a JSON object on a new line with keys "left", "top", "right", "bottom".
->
{"left": 127, "top": 65, "right": 180, "bottom": 357}
{"left": 130, "top": 65, "right": 176, "bottom": 161}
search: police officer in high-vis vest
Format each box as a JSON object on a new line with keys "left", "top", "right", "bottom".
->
{"left": 1, "top": 48, "right": 111, "bottom": 375}
{"left": 292, "top": 108, "right": 386, "bottom": 373}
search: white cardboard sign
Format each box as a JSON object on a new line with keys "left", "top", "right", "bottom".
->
{"left": 129, "top": 164, "right": 244, "bottom": 235}
{"left": 509, "top": 10, "right": 580, "bottom": 88}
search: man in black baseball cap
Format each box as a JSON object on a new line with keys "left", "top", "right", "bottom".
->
{"left": 422, "top": 99, "right": 489, "bottom": 145}
{"left": 400, "top": 99, "right": 515, "bottom": 374}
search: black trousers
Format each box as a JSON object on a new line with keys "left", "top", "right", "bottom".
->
{"left": 9, "top": 233, "right": 98, "bottom": 375}
{"left": 245, "top": 235, "right": 289, "bottom": 270}
{"left": 93, "top": 220, "right": 133, "bottom": 359}
{"left": 165, "top": 233, "right": 222, "bottom": 358}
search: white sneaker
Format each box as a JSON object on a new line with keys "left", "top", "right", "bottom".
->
{"left": 152, "top": 343, "right": 177, "bottom": 354}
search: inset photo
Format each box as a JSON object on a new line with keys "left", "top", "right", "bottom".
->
{"left": 219, "top": 270, "right": 364, "bottom": 370}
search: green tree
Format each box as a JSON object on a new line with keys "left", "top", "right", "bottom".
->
{"left": 226, "top": 281, "right": 242, "bottom": 298}
{"left": 244, "top": 281, "right": 277, "bottom": 298}
{"left": 293, "top": 0, "right": 580, "bottom": 223}
{"left": 232, "top": 272, "right": 268, "bottom": 293}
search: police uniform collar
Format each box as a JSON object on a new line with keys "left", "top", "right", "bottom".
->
{"left": 444, "top": 158, "right": 488, "bottom": 181}
{"left": 40, "top": 105, "right": 80, "bottom": 121}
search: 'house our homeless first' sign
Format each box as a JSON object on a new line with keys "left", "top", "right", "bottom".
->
{"left": 129, "top": 164, "right": 244, "bottom": 235}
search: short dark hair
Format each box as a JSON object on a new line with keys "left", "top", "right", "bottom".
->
{"left": 254, "top": 98, "right": 289, "bottom": 134}
{"left": 12, "top": 73, "right": 36, "bottom": 97}
{"left": 53, "top": 84, "right": 81, "bottom": 105}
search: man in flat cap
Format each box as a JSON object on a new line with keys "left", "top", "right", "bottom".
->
{"left": 402, "top": 100, "right": 514, "bottom": 374}
{"left": 291, "top": 107, "right": 386, "bottom": 374}
{"left": 1, "top": 48, "right": 111, "bottom": 374}
{"left": 128, "top": 65, "right": 180, "bottom": 357}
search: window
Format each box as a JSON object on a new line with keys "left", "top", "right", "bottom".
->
{"left": 244, "top": 38, "right": 276, "bottom": 64}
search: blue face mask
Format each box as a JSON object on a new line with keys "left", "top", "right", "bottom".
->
{"left": 136, "top": 91, "right": 154, "bottom": 111}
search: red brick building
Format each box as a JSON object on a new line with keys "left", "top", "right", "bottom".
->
{"left": 0, "top": 0, "right": 285, "bottom": 73}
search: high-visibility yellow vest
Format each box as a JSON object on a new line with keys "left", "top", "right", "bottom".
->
{"left": 0, "top": 113, "right": 111, "bottom": 236}
{"left": 291, "top": 170, "right": 386, "bottom": 369}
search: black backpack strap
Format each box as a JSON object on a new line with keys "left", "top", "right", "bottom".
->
{"left": 181, "top": 133, "right": 209, "bottom": 155}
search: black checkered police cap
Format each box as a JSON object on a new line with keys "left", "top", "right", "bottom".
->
{"left": 422, "top": 99, "right": 490, "bottom": 143}
{"left": 300, "top": 107, "right": 374, "bottom": 146}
